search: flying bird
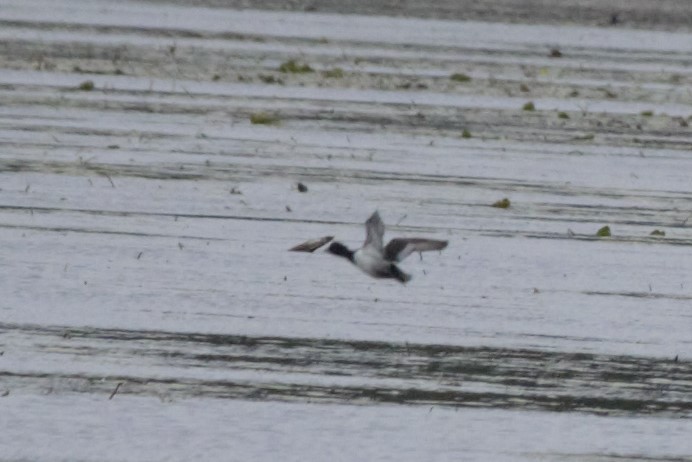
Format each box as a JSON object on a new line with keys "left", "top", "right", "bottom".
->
{"left": 328, "top": 211, "right": 447, "bottom": 283}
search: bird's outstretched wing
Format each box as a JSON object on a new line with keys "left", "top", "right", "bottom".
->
{"left": 384, "top": 238, "right": 448, "bottom": 262}
{"left": 289, "top": 236, "right": 334, "bottom": 252}
{"left": 363, "top": 211, "right": 385, "bottom": 252}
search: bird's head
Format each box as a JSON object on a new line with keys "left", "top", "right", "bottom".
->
{"left": 327, "top": 242, "right": 354, "bottom": 261}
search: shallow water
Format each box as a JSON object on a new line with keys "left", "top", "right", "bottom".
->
{"left": 1, "top": 1, "right": 691, "bottom": 460}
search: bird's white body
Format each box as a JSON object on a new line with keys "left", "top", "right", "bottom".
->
{"left": 327, "top": 211, "right": 447, "bottom": 284}
{"left": 353, "top": 246, "right": 392, "bottom": 279}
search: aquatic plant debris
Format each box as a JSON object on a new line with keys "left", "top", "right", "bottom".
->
{"left": 258, "top": 74, "right": 282, "bottom": 84}
{"left": 78, "top": 80, "right": 94, "bottom": 91}
{"left": 492, "top": 198, "right": 511, "bottom": 208}
{"left": 323, "top": 68, "right": 344, "bottom": 78}
{"left": 650, "top": 229, "right": 666, "bottom": 236}
{"left": 450, "top": 73, "right": 471, "bottom": 82}
{"left": 278, "top": 59, "right": 314, "bottom": 73}
{"left": 250, "top": 112, "right": 279, "bottom": 124}
{"left": 596, "top": 226, "right": 612, "bottom": 237}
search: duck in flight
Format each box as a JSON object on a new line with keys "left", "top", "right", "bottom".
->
{"left": 327, "top": 211, "right": 448, "bottom": 283}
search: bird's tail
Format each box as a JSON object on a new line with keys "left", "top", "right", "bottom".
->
{"left": 390, "top": 264, "right": 412, "bottom": 284}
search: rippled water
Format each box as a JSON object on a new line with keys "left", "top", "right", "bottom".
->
{"left": 1, "top": 1, "right": 691, "bottom": 460}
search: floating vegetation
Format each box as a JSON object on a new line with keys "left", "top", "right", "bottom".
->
{"left": 519, "top": 83, "right": 530, "bottom": 92}
{"left": 572, "top": 133, "right": 595, "bottom": 141}
{"left": 568, "top": 90, "right": 579, "bottom": 97}
{"left": 278, "top": 59, "right": 314, "bottom": 73}
{"left": 450, "top": 73, "right": 471, "bottom": 83}
{"left": 601, "top": 88, "right": 618, "bottom": 98}
{"left": 522, "top": 101, "right": 535, "bottom": 111}
{"left": 650, "top": 229, "right": 666, "bottom": 236}
{"left": 640, "top": 110, "right": 654, "bottom": 117}
{"left": 596, "top": 226, "right": 611, "bottom": 237}
{"left": 259, "top": 74, "right": 281, "bottom": 84}
{"left": 73, "top": 66, "right": 123, "bottom": 76}
{"left": 462, "top": 129, "right": 472, "bottom": 138}
{"left": 78, "top": 80, "right": 94, "bottom": 91}
{"left": 323, "top": 67, "right": 344, "bottom": 78}
{"left": 549, "top": 48, "right": 562, "bottom": 58}
{"left": 250, "top": 112, "right": 279, "bottom": 125}
{"left": 211, "top": 74, "right": 221, "bottom": 81}
{"left": 492, "top": 198, "right": 511, "bottom": 209}
{"left": 558, "top": 112, "right": 570, "bottom": 119}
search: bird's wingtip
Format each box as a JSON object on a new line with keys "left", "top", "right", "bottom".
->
{"left": 289, "top": 235, "right": 334, "bottom": 252}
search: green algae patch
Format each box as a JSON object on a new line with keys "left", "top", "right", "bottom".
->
{"left": 323, "top": 68, "right": 344, "bottom": 78}
{"left": 640, "top": 110, "right": 654, "bottom": 117}
{"left": 78, "top": 80, "right": 95, "bottom": 91}
{"left": 462, "top": 129, "right": 472, "bottom": 138}
{"left": 492, "top": 198, "right": 511, "bottom": 209}
{"left": 650, "top": 229, "right": 666, "bottom": 237}
{"left": 250, "top": 112, "right": 280, "bottom": 125}
{"left": 523, "top": 101, "right": 535, "bottom": 111}
{"left": 450, "top": 73, "right": 471, "bottom": 83}
{"left": 596, "top": 226, "right": 611, "bottom": 237}
{"left": 558, "top": 112, "right": 570, "bottom": 119}
{"left": 279, "top": 60, "right": 314, "bottom": 73}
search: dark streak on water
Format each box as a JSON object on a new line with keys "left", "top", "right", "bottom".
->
{"left": 1, "top": 323, "right": 690, "bottom": 417}
{"left": 3, "top": 202, "right": 692, "bottom": 247}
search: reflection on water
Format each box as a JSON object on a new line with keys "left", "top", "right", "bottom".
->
{"left": 2, "top": 323, "right": 690, "bottom": 417}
